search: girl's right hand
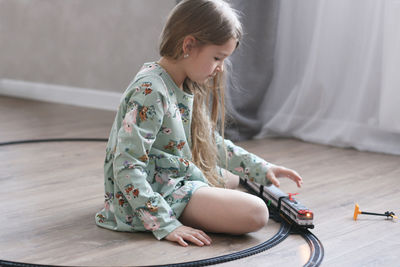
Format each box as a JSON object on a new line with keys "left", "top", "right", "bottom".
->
{"left": 266, "top": 164, "right": 303, "bottom": 188}
{"left": 165, "top": 225, "right": 212, "bottom": 247}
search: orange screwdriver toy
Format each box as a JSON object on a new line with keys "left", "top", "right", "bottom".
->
{"left": 353, "top": 204, "right": 397, "bottom": 221}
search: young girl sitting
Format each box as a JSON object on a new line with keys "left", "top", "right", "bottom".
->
{"left": 95, "top": 0, "right": 302, "bottom": 247}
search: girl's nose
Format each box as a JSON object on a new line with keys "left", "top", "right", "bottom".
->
{"left": 216, "top": 63, "right": 224, "bottom": 73}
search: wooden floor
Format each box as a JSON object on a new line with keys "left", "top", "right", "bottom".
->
{"left": 0, "top": 96, "right": 399, "bottom": 267}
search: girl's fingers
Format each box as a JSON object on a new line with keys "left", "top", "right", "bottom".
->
{"left": 267, "top": 166, "right": 303, "bottom": 188}
{"left": 196, "top": 229, "right": 212, "bottom": 243}
{"left": 166, "top": 226, "right": 212, "bottom": 247}
{"left": 281, "top": 168, "right": 303, "bottom": 187}
{"left": 169, "top": 230, "right": 212, "bottom": 247}
{"left": 193, "top": 230, "right": 212, "bottom": 245}
{"left": 183, "top": 233, "right": 204, "bottom": 246}
{"left": 266, "top": 170, "right": 280, "bottom": 187}
{"left": 183, "top": 230, "right": 212, "bottom": 246}
{"left": 177, "top": 236, "right": 188, "bottom": 247}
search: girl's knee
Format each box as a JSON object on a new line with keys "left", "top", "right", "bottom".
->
{"left": 247, "top": 197, "right": 269, "bottom": 231}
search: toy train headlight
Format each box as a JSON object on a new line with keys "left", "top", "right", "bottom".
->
{"left": 299, "top": 210, "right": 314, "bottom": 220}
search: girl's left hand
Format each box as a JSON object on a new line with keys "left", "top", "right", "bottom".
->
{"left": 266, "top": 164, "right": 303, "bottom": 188}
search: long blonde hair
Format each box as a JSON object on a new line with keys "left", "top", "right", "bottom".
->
{"left": 159, "top": 0, "right": 242, "bottom": 187}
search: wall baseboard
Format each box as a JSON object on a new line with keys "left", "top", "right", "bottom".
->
{"left": 0, "top": 79, "right": 121, "bottom": 111}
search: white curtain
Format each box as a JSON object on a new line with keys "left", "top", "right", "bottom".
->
{"left": 255, "top": 0, "right": 400, "bottom": 155}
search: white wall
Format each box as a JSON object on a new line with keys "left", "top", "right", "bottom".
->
{"left": 0, "top": 0, "right": 175, "bottom": 110}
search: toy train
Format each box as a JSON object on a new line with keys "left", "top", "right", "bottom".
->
{"left": 240, "top": 179, "right": 314, "bottom": 229}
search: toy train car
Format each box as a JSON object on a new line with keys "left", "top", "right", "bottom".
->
{"left": 241, "top": 179, "right": 314, "bottom": 229}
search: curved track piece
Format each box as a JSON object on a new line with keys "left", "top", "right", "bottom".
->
{"left": 0, "top": 223, "right": 291, "bottom": 267}
{"left": 301, "top": 230, "right": 324, "bottom": 267}
{"left": 0, "top": 224, "right": 291, "bottom": 267}
{"left": 0, "top": 260, "right": 49, "bottom": 267}
{"left": 152, "top": 222, "right": 291, "bottom": 267}
{"left": 240, "top": 178, "right": 325, "bottom": 267}
{"left": 0, "top": 138, "right": 324, "bottom": 267}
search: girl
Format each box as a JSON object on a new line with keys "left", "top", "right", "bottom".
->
{"left": 95, "top": 0, "right": 302, "bottom": 247}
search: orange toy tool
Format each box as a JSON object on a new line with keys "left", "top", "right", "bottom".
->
{"left": 353, "top": 203, "right": 397, "bottom": 221}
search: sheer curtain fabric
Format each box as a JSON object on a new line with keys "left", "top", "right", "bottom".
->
{"left": 251, "top": 0, "right": 400, "bottom": 155}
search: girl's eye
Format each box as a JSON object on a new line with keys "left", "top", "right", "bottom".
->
{"left": 214, "top": 57, "right": 221, "bottom": 61}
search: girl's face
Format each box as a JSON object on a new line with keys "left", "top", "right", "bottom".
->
{"left": 184, "top": 37, "right": 237, "bottom": 84}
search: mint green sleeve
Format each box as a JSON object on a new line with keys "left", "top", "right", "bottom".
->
{"left": 215, "top": 132, "right": 272, "bottom": 186}
{"left": 113, "top": 78, "right": 182, "bottom": 240}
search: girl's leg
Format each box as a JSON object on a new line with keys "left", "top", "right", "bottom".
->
{"left": 180, "top": 186, "right": 269, "bottom": 234}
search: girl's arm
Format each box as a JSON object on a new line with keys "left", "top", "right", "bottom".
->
{"left": 215, "top": 132, "right": 302, "bottom": 187}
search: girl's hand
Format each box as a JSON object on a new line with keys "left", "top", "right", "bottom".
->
{"left": 165, "top": 225, "right": 212, "bottom": 247}
{"left": 266, "top": 164, "right": 303, "bottom": 188}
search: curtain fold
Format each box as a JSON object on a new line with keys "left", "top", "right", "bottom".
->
{"left": 227, "top": 0, "right": 400, "bottom": 155}
{"left": 379, "top": 1, "right": 400, "bottom": 133}
{"left": 225, "top": 0, "right": 280, "bottom": 141}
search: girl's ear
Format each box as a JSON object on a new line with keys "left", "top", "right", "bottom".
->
{"left": 182, "top": 35, "right": 197, "bottom": 54}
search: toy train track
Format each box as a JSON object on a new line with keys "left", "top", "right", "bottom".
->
{"left": 240, "top": 178, "right": 324, "bottom": 267}
{"left": 0, "top": 138, "right": 324, "bottom": 267}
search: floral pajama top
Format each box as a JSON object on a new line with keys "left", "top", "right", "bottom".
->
{"left": 95, "top": 62, "right": 271, "bottom": 240}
